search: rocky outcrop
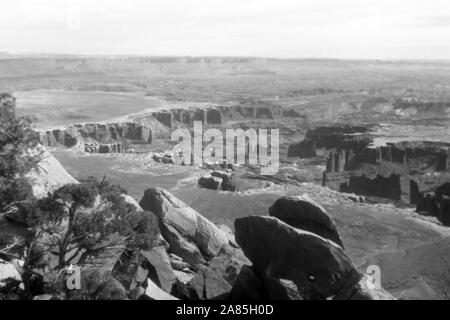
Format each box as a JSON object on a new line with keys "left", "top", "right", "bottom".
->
{"left": 144, "top": 278, "right": 179, "bottom": 300}
{"left": 198, "top": 170, "right": 236, "bottom": 192}
{"left": 268, "top": 195, "right": 344, "bottom": 248}
{"left": 233, "top": 213, "right": 394, "bottom": 300}
{"left": 25, "top": 145, "right": 79, "bottom": 198}
{"left": 289, "top": 125, "right": 450, "bottom": 175}
{"left": 211, "top": 170, "right": 236, "bottom": 191}
{"left": 287, "top": 126, "right": 372, "bottom": 160}
{"left": 326, "top": 149, "right": 355, "bottom": 172}
{"left": 229, "top": 265, "right": 268, "bottom": 300}
{"left": 198, "top": 176, "right": 222, "bottom": 191}
{"left": 306, "top": 126, "right": 372, "bottom": 151}
{"left": 39, "top": 129, "right": 78, "bottom": 148}
{"left": 139, "top": 188, "right": 229, "bottom": 268}
{"left": 147, "top": 105, "right": 303, "bottom": 129}
{"left": 410, "top": 180, "right": 420, "bottom": 205}
{"left": 327, "top": 142, "right": 450, "bottom": 173}
{"left": 39, "top": 122, "right": 152, "bottom": 149}
{"left": 416, "top": 183, "right": 450, "bottom": 226}
{"left": 287, "top": 139, "right": 316, "bottom": 158}
{"left": 140, "top": 247, "right": 176, "bottom": 293}
{"left": 234, "top": 215, "right": 354, "bottom": 299}
{"left": 152, "top": 152, "right": 175, "bottom": 164}
{"left": 182, "top": 246, "right": 249, "bottom": 300}
{"left": 340, "top": 174, "right": 402, "bottom": 201}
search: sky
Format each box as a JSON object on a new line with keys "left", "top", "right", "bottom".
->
{"left": 0, "top": 0, "right": 449, "bottom": 59}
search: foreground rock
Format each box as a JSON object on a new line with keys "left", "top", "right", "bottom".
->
{"left": 25, "top": 145, "right": 79, "bottom": 199}
{"left": 140, "top": 247, "right": 176, "bottom": 293}
{"left": 234, "top": 215, "right": 394, "bottom": 300}
{"left": 144, "top": 279, "right": 179, "bottom": 300}
{"left": 235, "top": 216, "right": 355, "bottom": 299}
{"left": 269, "top": 194, "right": 344, "bottom": 247}
{"left": 182, "top": 246, "right": 250, "bottom": 300}
{"left": 229, "top": 265, "right": 268, "bottom": 300}
{"left": 139, "top": 188, "right": 229, "bottom": 268}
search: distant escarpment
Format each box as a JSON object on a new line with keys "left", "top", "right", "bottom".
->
{"left": 137, "top": 104, "right": 305, "bottom": 129}
{"left": 393, "top": 99, "right": 450, "bottom": 117}
{"left": 412, "top": 182, "right": 450, "bottom": 227}
{"left": 325, "top": 142, "right": 450, "bottom": 174}
{"left": 39, "top": 122, "right": 152, "bottom": 152}
{"left": 288, "top": 126, "right": 450, "bottom": 172}
{"left": 39, "top": 104, "right": 305, "bottom": 153}
{"left": 289, "top": 125, "right": 450, "bottom": 204}
{"left": 287, "top": 126, "right": 372, "bottom": 159}
{"left": 339, "top": 174, "right": 402, "bottom": 201}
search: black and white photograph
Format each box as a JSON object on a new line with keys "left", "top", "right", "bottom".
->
{"left": 0, "top": 0, "right": 450, "bottom": 305}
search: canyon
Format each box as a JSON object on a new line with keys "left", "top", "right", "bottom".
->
{"left": 1, "top": 56, "right": 450, "bottom": 300}
{"left": 287, "top": 125, "right": 450, "bottom": 225}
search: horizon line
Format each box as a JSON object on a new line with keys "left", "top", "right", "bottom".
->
{"left": 1, "top": 51, "right": 450, "bottom": 63}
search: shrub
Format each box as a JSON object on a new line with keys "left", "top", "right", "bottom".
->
{"left": 25, "top": 178, "right": 160, "bottom": 269}
{"left": 0, "top": 93, "right": 39, "bottom": 212}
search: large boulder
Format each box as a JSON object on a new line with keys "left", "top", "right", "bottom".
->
{"left": 234, "top": 216, "right": 357, "bottom": 299}
{"left": 139, "top": 188, "right": 229, "bottom": 268}
{"left": 269, "top": 194, "right": 344, "bottom": 248}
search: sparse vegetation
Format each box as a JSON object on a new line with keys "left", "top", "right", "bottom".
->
{"left": 0, "top": 93, "right": 39, "bottom": 216}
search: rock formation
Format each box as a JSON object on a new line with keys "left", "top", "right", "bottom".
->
{"left": 198, "top": 176, "right": 222, "bottom": 191}
{"left": 139, "top": 187, "right": 230, "bottom": 268}
{"left": 234, "top": 215, "right": 354, "bottom": 299}
{"left": 287, "top": 139, "right": 316, "bottom": 158}
{"left": 25, "top": 145, "right": 79, "bottom": 199}
{"left": 234, "top": 215, "right": 394, "bottom": 300}
{"left": 211, "top": 170, "right": 236, "bottom": 191}
{"left": 183, "top": 246, "right": 249, "bottom": 300}
{"left": 416, "top": 183, "right": 450, "bottom": 226}
{"left": 268, "top": 194, "right": 344, "bottom": 248}
{"left": 340, "top": 174, "right": 402, "bottom": 201}
{"left": 198, "top": 170, "right": 236, "bottom": 192}
{"left": 145, "top": 105, "right": 303, "bottom": 129}
{"left": 39, "top": 122, "right": 152, "bottom": 149}
{"left": 410, "top": 180, "right": 420, "bottom": 205}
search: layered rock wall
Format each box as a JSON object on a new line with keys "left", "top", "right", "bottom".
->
{"left": 415, "top": 183, "right": 450, "bottom": 226}
{"left": 340, "top": 174, "right": 402, "bottom": 201}
{"left": 39, "top": 122, "right": 152, "bottom": 148}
